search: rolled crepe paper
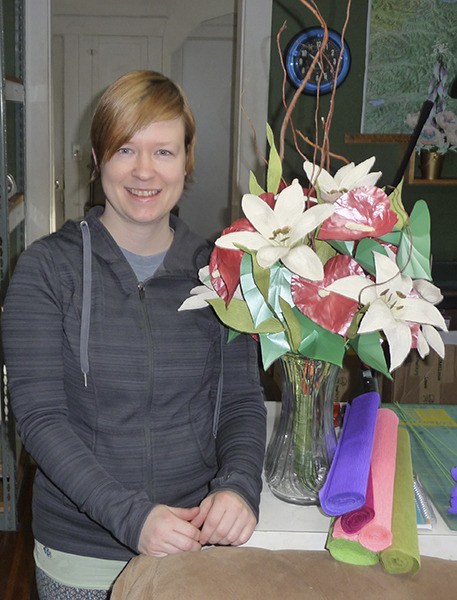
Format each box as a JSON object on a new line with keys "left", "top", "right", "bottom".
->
{"left": 326, "top": 522, "right": 379, "bottom": 566}
{"left": 332, "top": 515, "right": 358, "bottom": 541}
{"left": 449, "top": 467, "right": 457, "bottom": 515}
{"left": 358, "top": 408, "right": 399, "bottom": 552}
{"left": 319, "top": 391, "right": 379, "bottom": 516}
{"left": 340, "top": 468, "right": 375, "bottom": 534}
{"left": 380, "top": 428, "right": 421, "bottom": 575}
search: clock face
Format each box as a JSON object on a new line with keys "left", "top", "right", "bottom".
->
{"left": 285, "top": 28, "right": 351, "bottom": 95}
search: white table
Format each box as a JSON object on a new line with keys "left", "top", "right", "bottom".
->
{"left": 244, "top": 402, "right": 457, "bottom": 561}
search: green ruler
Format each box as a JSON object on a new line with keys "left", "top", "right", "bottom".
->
{"left": 391, "top": 403, "right": 457, "bottom": 531}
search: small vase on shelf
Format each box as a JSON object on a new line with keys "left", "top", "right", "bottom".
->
{"left": 419, "top": 150, "right": 445, "bottom": 180}
{"left": 264, "top": 353, "right": 339, "bottom": 505}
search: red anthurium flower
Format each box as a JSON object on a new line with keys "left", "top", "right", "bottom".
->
{"left": 291, "top": 254, "right": 366, "bottom": 335}
{"left": 209, "top": 192, "right": 277, "bottom": 303}
{"left": 209, "top": 218, "right": 256, "bottom": 303}
{"left": 260, "top": 191, "right": 276, "bottom": 209}
{"left": 318, "top": 186, "right": 398, "bottom": 241}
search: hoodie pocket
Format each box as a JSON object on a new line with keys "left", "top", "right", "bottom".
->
{"left": 189, "top": 395, "right": 217, "bottom": 469}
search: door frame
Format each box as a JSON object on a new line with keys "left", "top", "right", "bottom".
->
{"left": 25, "top": 0, "right": 272, "bottom": 242}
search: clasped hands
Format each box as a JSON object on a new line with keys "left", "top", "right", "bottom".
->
{"left": 137, "top": 490, "right": 256, "bottom": 557}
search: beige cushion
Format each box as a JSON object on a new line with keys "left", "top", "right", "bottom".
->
{"left": 111, "top": 546, "right": 457, "bottom": 600}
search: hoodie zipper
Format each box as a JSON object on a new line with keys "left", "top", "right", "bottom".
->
{"left": 138, "top": 281, "right": 155, "bottom": 500}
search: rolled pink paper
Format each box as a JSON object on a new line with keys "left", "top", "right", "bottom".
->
{"left": 340, "top": 468, "right": 375, "bottom": 534}
{"left": 358, "top": 408, "right": 399, "bottom": 552}
{"left": 319, "top": 392, "right": 379, "bottom": 516}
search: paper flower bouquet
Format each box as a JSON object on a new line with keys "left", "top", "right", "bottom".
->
{"left": 179, "top": 130, "right": 447, "bottom": 379}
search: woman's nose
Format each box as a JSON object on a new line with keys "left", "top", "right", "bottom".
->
{"left": 132, "top": 154, "right": 155, "bottom": 179}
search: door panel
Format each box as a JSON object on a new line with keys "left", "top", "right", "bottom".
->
{"left": 59, "top": 32, "right": 159, "bottom": 220}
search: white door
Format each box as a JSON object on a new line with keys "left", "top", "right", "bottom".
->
{"left": 52, "top": 34, "right": 65, "bottom": 230}
{"left": 58, "top": 34, "right": 160, "bottom": 221}
{"left": 76, "top": 35, "right": 152, "bottom": 219}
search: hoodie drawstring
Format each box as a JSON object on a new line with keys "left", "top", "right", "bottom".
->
{"left": 80, "top": 220, "right": 92, "bottom": 387}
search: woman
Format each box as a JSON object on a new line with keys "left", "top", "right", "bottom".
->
{"left": 2, "top": 70, "right": 266, "bottom": 599}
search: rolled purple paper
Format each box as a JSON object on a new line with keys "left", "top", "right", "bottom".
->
{"left": 319, "top": 391, "right": 379, "bottom": 516}
{"left": 340, "top": 468, "right": 375, "bottom": 534}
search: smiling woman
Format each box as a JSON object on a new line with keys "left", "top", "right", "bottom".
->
{"left": 2, "top": 69, "right": 267, "bottom": 599}
{"left": 89, "top": 71, "right": 196, "bottom": 254}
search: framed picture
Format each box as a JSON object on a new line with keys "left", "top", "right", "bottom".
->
{"left": 361, "top": 0, "right": 457, "bottom": 134}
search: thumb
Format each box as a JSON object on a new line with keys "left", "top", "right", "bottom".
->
{"left": 170, "top": 506, "right": 200, "bottom": 522}
{"left": 190, "top": 497, "right": 213, "bottom": 529}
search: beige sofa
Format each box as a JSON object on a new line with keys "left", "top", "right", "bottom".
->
{"left": 111, "top": 546, "right": 457, "bottom": 599}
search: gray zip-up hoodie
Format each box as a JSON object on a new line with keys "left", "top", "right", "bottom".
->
{"left": 2, "top": 206, "right": 266, "bottom": 560}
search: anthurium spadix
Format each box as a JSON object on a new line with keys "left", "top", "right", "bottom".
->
{"left": 214, "top": 179, "right": 334, "bottom": 281}
{"left": 304, "top": 157, "right": 382, "bottom": 203}
{"left": 326, "top": 252, "right": 447, "bottom": 371}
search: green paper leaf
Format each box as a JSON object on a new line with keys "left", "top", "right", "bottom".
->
{"left": 266, "top": 123, "right": 282, "bottom": 194}
{"left": 397, "top": 200, "right": 432, "bottom": 280}
{"left": 268, "top": 264, "right": 294, "bottom": 315}
{"left": 388, "top": 180, "right": 409, "bottom": 230}
{"left": 259, "top": 331, "right": 291, "bottom": 370}
{"left": 293, "top": 309, "right": 345, "bottom": 367}
{"left": 315, "top": 239, "right": 337, "bottom": 265}
{"left": 354, "top": 239, "right": 388, "bottom": 275}
{"left": 227, "top": 328, "right": 240, "bottom": 343}
{"left": 278, "top": 297, "right": 302, "bottom": 352}
{"left": 251, "top": 252, "right": 271, "bottom": 302}
{"left": 207, "top": 298, "right": 284, "bottom": 334}
{"left": 328, "top": 239, "right": 355, "bottom": 257}
{"left": 240, "top": 253, "right": 275, "bottom": 327}
{"left": 379, "top": 231, "right": 402, "bottom": 246}
{"left": 349, "top": 331, "right": 391, "bottom": 379}
{"left": 249, "top": 170, "right": 264, "bottom": 196}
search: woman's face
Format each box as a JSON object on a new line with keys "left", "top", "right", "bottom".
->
{"left": 98, "top": 117, "right": 187, "bottom": 230}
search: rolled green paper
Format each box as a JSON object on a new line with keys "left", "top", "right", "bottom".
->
{"left": 326, "top": 522, "right": 379, "bottom": 566}
{"left": 380, "top": 427, "right": 421, "bottom": 575}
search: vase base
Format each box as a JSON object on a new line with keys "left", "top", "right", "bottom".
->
{"left": 268, "top": 483, "right": 319, "bottom": 506}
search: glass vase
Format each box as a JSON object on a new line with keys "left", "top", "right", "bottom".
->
{"left": 265, "top": 353, "right": 339, "bottom": 505}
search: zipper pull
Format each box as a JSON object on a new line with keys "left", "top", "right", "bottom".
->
{"left": 138, "top": 282, "right": 145, "bottom": 300}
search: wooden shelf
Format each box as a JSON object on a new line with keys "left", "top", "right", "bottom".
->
{"left": 408, "top": 178, "right": 457, "bottom": 185}
{"left": 345, "top": 133, "right": 410, "bottom": 145}
{"left": 345, "top": 133, "right": 457, "bottom": 186}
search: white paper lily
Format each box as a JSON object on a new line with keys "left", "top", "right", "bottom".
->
{"left": 178, "top": 266, "right": 242, "bottom": 310}
{"left": 326, "top": 252, "right": 447, "bottom": 371}
{"left": 303, "top": 157, "right": 382, "bottom": 203}
{"left": 214, "top": 179, "right": 334, "bottom": 281}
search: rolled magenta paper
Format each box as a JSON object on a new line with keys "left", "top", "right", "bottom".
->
{"left": 340, "top": 468, "right": 375, "bottom": 534}
{"left": 319, "top": 391, "right": 379, "bottom": 516}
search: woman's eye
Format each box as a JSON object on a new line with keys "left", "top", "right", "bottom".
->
{"left": 117, "top": 147, "right": 132, "bottom": 155}
{"left": 157, "top": 149, "right": 172, "bottom": 156}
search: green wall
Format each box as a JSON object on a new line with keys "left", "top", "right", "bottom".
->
{"left": 268, "top": 0, "right": 457, "bottom": 281}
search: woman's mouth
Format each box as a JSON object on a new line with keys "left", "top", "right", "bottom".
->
{"left": 127, "top": 187, "right": 160, "bottom": 198}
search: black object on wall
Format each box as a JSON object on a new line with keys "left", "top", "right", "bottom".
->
{"left": 390, "top": 99, "right": 433, "bottom": 189}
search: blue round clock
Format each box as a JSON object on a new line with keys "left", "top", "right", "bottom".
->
{"left": 285, "top": 27, "right": 351, "bottom": 95}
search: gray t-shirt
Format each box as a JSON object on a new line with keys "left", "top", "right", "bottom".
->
{"left": 120, "top": 247, "right": 167, "bottom": 282}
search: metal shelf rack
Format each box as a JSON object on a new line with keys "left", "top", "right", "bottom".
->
{"left": 1, "top": 0, "right": 26, "bottom": 531}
